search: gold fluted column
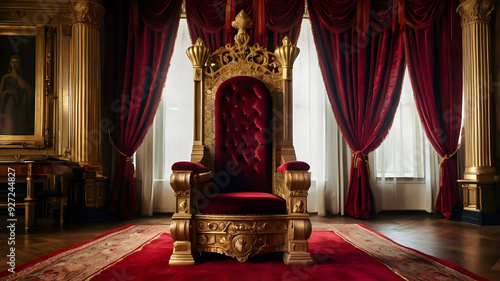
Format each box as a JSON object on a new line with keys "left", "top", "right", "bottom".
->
{"left": 69, "top": 0, "right": 104, "bottom": 174}
{"left": 274, "top": 36, "right": 300, "bottom": 163}
{"left": 186, "top": 38, "right": 210, "bottom": 163}
{"left": 458, "top": 0, "right": 500, "bottom": 225}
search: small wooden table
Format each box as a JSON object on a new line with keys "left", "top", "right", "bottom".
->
{"left": 0, "top": 160, "right": 80, "bottom": 233}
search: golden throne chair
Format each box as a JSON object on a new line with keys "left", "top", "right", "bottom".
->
{"left": 169, "top": 11, "right": 312, "bottom": 265}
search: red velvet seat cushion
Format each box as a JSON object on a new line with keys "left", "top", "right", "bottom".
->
{"left": 199, "top": 192, "right": 287, "bottom": 215}
{"left": 171, "top": 161, "right": 210, "bottom": 173}
{"left": 277, "top": 161, "right": 310, "bottom": 173}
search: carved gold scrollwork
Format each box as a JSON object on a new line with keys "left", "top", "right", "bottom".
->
{"left": 228, "top": 222, "right": 256, "bottom": 234}
{"left": 293, "top": 200, "right": 304, "bottom": 213}
{"left": 208, "top": 222, "right": 218, "bottom": 231}
{"left": 206, "top": 11, "right": 280, "bottom": 76}
{"left": 45, "top": 26, "right": 56, "bottom": 100}
{"left": 178, "top": 200, "right": 188, "bottom": 213}
{"left": 290, "top": 190, "right": 308, "bottom": 197}
{"left": 257, "top": 222, "right": 272, "bottom": 231}
{"left": 198, "top": 222, "right": 206, "bottom": 230}
{"left": 198, "top": 235, "right": 208, "bottom": 245}
{"left": 232, "top": 234, "right": 253, "bottom": 256}
{"left": 219, "top": 222, "right": 226, "bottom": 230}
{"left": 276, "top": 222, "right": 286, "bottom": 231}
{"left": 175, "top": 190, "right": 191, "bottom": 197}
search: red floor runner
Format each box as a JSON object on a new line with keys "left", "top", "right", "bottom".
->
{"left": 92, "top": 231, "right": 403, "bottom": 281}
{"left": 0, "top": 224, "right": 488, "bottom": 281}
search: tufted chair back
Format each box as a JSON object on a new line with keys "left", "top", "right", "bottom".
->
{"left": 214, "top": 76, "right": 273, "bottom": 193}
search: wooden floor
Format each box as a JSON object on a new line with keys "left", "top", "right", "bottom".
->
{"left": 1, "top": 212, "right": 499, "bottom": 280}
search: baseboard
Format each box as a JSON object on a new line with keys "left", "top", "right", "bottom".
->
{"left": 461, "top": 209, "right": 500, "bottom": 225}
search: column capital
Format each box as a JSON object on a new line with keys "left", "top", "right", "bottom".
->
{"left": 457, "top": 0, "right": 495, "bottom": 26}
{"left": 70, "top": 0, "right": 104, "bottom": 27}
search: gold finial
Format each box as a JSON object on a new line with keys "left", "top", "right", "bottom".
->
{"left": 274, "top": 36, "right": 300, "bottom": 80}
{"left": 274, "top": 36, "right": 300, "bottom": 67}
{"left": 282, "top": 36, "right": 290, "bottom": 46}
{"left": 231, "top": 10, "right": 253, "bottom": 33}
{"left": 186, "top": 38, "right": 210, "bottom": 68}
{"left": 231, "top": 10, "right": 253, "bottom": 49}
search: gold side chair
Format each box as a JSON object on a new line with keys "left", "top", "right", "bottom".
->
{"left": 169, "top": 11, "right": 313, "bottom": 265}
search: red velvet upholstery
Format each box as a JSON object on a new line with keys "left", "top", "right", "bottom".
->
{"left": 277, "top": 161, "right": 310, "bottom": 173}
{"left": 214, "top": 76, "right": 272, "bottom": 193}
{"left": 199, "top": 192, "right": 287, "bottom": 215}
{"left": 171, "top": 161, "right": 210, "bottom": 173}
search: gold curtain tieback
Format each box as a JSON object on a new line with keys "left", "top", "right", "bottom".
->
{"left": 352, "top": 150, "right": 367, "bottom": 169}
{"left": 439, "top": 148, "right": 459, "bottom": 169}
{"left": 108, "top": 128, "right": 132, "bottom": 162}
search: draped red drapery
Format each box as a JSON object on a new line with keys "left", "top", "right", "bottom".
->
{"left": 108, "top": 0, "right": 182, "bottom": 219}
{"left": 404, "top": 0, "right": 462, "bottom": 219}
{"left": 186, "top": 0, "right": 304, "bottom": 51}
{"left": 308, "top": 0, "right": 406, "bottom": 219}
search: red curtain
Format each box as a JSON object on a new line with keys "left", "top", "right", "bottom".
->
{"left": 308, "top": 0, "right": 406, "bottom": 219}
{"left": 404, "top": 0, "right": 462, "bottom": 219}
{"left": 186, "top": 0, "right": 303, "bottom": 51}
{"left": 108, "top": 0, "right": 182, "bottom": 219}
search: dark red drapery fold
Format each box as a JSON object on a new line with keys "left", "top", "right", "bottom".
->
{"left": 108, "top": 0, "right": 182, "bottom": 219}
{"left": 404, "top": 0, "right": 462, "bottom": 219}
{"left": 308, "top": 0, "right": 406, "bottom": 219}
{"left": 255, "top": 0, "right": 304, "bottom": 48}
{"left": 186, "top": 0, "right": 252, "bottom": 52}
{"left": 186, "top": 0, "right": 303, "bottom": 51}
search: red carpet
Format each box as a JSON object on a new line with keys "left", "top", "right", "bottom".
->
{"left": 0, "top": 224, "right": 488, "bottom": 281}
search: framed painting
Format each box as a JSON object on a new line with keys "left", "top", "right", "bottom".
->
{"left": 0, "top": 25, "right": 45, "bottom": 148}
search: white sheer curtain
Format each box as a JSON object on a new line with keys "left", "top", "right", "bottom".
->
{"left": 293, "top": 19, "right": 350, "bottom": 216}
{"left": 370, "top": 70, "right": 440, "bottom": 213}
{"left": 136, "top": 19, "right": 193, "bottom": 215}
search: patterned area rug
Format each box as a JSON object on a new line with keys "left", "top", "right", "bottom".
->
{"left": 0, "top": 225, "right": 169, "bottom": 281}
{"left": 313, "top": 224, "right": 487, "bottom": 281}
{"left": 0, "top": 224, "right": 488, "bottom": 281}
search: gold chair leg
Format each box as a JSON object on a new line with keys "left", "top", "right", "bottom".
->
{"left": 169, "top": 241, "right": 196, "bottom": 265}
{"left": 169, "top": 215, "right": 197, "bottom": 265}
{"left": 283, "top": 243, "right": 314, "bottom": 265}
{"left": 284, "top": 218, "right": 313, "bottom": 265}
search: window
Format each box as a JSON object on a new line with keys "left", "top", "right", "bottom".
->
{"left": 374, "top": 70, "right": 427, "bottom": 179}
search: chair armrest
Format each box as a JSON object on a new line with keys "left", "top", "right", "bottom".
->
{"left": 277, "top": 161, "right": 310, "bottom": 173}
{"left": 276, "top": 161, "right": 310, "bottom": 214}
{"left": 170, "top": 161, "right": 212, "bottom": 214}
{"left": 172, "top": 161, "right": 210, "bottom": 173}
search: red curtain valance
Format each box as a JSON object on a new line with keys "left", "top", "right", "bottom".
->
{"left": 307, "top": 0, "right": 456, "bottom": 33}
{"left": 307, "top": 0, "right": 406, "bottom": 34}
{"left": 404, "top": 0, "right": 446, "bottom": 29}
{"left": 186, "top": 0, "right": 304, "bottom": 51}
{"left": 138, "top": 0, "right": 181, "bottom": 31}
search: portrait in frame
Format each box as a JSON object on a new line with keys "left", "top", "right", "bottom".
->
{"left": 0, "top": 26, "right": 45, "bottom": 148}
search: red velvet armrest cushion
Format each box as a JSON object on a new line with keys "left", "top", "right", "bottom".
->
{"left": 171, "top": 161, "right": 210, "bottom": 173}
{"left": 277, "top": 161, "right": 310, "bottom": 173}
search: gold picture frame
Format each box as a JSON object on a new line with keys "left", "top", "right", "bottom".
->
{"left": 0, "top": 25, "right": 46, "bottom": 148}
